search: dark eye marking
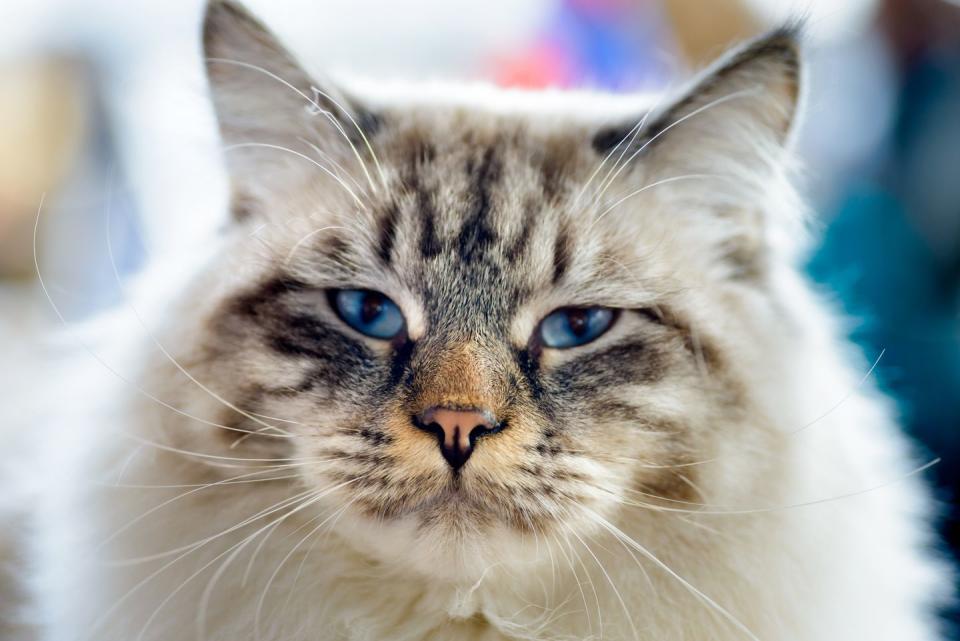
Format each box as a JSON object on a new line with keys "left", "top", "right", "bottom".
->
{"left": 227, "top": 275, "right": 377, "bottom": 363}
{"left": 630, "top": 305, "right": 724, "bottom": 370}
{"left": 514, "top": 347, "right": 550, "bottom": 410}
{"left": 550, "top": 336, "right": 667, "bottom": 391}
{"left": 267, "top": 313, "right": 393, "bottom": 399}
{"left": 231, "top": 276, "right": 310, "bottom": 318}
{"left": 270, "top": 312, "right": 372, "bottom": 362}
{"left": 386, "top": 336, "right": 416, "bottom": 390}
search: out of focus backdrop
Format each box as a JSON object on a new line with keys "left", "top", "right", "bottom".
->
{"left": 1, "top": 0, "right": 958, "bottom": 632}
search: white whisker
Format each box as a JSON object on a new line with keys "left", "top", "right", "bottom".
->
{"left": 584, "top": 508, "right": 761, "bottom": 641}
{"left": 567, "top": 526, "right": 639, "bottom": 641}
{"left": 33, "top": 193, "right": 292, "bottom": 443}
{"left": 789, "top": 348, "right": 886, "bottom": 435}
{"left": 103, "top": 173, "right": 297, "bottom": 443}
{"left": 224, "top": 142, "right": 367, "bottom": 209}
{"left": 205, "top": 57, "right": 384, "bottom": 193}
{"left": 589, "top": 87, "right": 761, "bottom": 205}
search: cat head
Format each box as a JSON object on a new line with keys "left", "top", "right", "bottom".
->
{"left": 159, "top": 0, "right": 804, "bottom": 580}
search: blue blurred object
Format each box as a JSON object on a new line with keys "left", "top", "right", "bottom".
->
{"left": 551, "top": 0, "right": 673, "bottom": 90}
{"left": 808, "top": 38, "right": 960, "bottom": 636}
{"left": 491, "top": 0, "right": 674, "bottom": 91}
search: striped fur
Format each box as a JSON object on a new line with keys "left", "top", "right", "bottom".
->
{"left": 14, "top": 3, "right": 950, "bottom": 641}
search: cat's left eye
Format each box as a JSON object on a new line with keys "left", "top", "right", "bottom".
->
{"left": 539, "top": 307, "right": 617, "bottom": 349}
{"left": 330, "top": 289, "right": 406, "bottom": 340}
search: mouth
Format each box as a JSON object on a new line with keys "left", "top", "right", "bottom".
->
{"left": 404, "top": 473, "right": 523, "bottom": 530}
{"left": 410, "top": 477, "right": 482, "bottom": 512}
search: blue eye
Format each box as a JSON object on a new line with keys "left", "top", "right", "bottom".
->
{"left": 539, "top": 307, "right": 616, "bottom": 349}
{"left": 331, "top": 289, "right": 406, "bottom": 340}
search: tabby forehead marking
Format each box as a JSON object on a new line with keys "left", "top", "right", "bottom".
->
{"left": 199, "top": 91, "right": 754, "bottom": 545}
{"left": 455, "top": 146, "right": 501, "bottom": 265}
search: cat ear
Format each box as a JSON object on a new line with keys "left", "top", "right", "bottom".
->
{"left": 595, "top": 25, "right": 802, "bottom": 185}
{"left": 202, "top": 0, "right": 376, "bottom": 216}
{"left": 592, "top": 26, "right": 804, "bottom": 278}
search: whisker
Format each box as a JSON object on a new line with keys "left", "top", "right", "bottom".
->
{"left": 205, "top": 57, "right": 385, "bottom": 193}
{"left": 224, "top": 142, "right": 367, "bottom": 209}
{"left": 274, "top": 498, "right": 355, "bottom": 624}
{"left": 574, "top": 96, "right": 659, "bottom": 207}
{"left": 307, "top": 83, "right": 388, "bottom": 191}
{"left": 587, "top": 91, "right": 671, "bottom": 204}
{"left": 116, "top": 431, "right": 330, "bottom": 465}
{"left": 554, "top": 529, "right": 602, "bottom": 639}
{"left": 195, "top": 514, "right": 275, "bottom": 641}
{"left": 105, "top": 487, "right": 319, "bottom": 565}
{"left": 89, "top": 486, "right": 327, "bottom": 639}
{"left": 103, "top": 174, "right": 296, "bottom": 442}
{"left": 98, "top": 467, "right": 319, "bottom": 552}
{"left": 99, "top": 474, "right": 302, "bottom": 490}
{"left": 584, "top": 507, "right": 761, "bottom": 641}
{"left": 281, "top": 225, "right": 351, "bottom": 267}
{"left": 32, "top": 194, "right": 292, "bottom": 444}
{"left": 589, "top": 87, "right": 761, "bottom": 205}
{"left": 589, "top": 173, "right": 727, "bottom": 231}
{"left": 559, "top": 447, "right": 721, "bottom": 470}
{"left": 114, "top": 444, "right": 145, "bottom": 485}
{"left": 254, "top": 497, "right": 358, "bottom": 639}
{"left": 567, "top": 525, "right": 639, "bottom": 641}
{"left": 297, "top": 136, "right": 365, "bottom": 192}
{"left": 131, "top": 487, "right": 341, "bottom": 641}
{"left": 589, "top": 456, "right": 941, "bottom": 516}
{"left": 788, "top": 348, "right": 886, "bottom": 435}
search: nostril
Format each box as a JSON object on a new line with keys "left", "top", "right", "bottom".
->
{"left": 466, "top": 420, "right": 501, "bottom": 444}
{"left": 418, "top": 419, "right": 446, "bottom": 442}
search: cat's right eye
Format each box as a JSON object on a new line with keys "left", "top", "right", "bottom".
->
{"left": 329, "top": 289, "right": 406, "bottom": 340}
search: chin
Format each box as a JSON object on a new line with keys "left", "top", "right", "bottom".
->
{"left": 323, "top": 477, "right": 564, "bottom": 583}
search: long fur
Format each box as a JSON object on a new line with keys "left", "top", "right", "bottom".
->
{"left": 3, "top": 2, "right": 952, "bottom": 640}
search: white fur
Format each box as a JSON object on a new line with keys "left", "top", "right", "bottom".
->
{"left": 11, "top": 257, "right": 950, "bottom": 641}
{"left": 4, "top": 23, "right": 952, "bottom": 641}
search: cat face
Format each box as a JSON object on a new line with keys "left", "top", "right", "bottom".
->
{"left": 160, "top": 1, "right": 802, "bottom": 578}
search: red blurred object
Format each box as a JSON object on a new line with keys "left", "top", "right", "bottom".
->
{"left": 489, "top": 40, "right": 577, "bottom": 89}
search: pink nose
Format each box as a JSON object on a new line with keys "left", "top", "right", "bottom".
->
{"left": 415, "top": 406, "right": 499, "bottom": 470}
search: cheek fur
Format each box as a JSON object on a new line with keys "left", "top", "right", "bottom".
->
{"left": 201, "top": 269, "right": 722, "bottom": 539}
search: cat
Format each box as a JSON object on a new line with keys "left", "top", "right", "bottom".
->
{"left": 7, "top": 1, "right": 952, "bottom": 639}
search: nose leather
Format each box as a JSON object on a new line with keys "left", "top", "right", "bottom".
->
{"left": 415, "top": 406, "right": 498, "bottom": 470}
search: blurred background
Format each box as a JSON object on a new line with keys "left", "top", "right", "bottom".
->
{"left": 0, "top": 0, "right": 957, "bottom": 633}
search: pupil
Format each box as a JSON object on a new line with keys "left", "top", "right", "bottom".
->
{"left": 360, "top": 293, "right": 384, "bottom": 324}
{"left": 567, "top": 309, "right": 589, "bottom": 336}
